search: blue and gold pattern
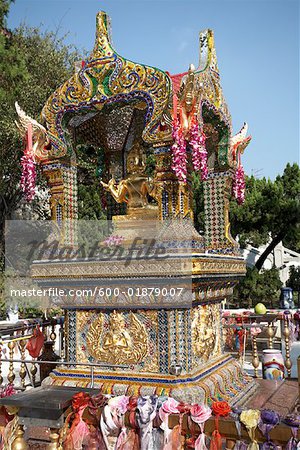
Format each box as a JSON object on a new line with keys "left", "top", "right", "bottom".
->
{"left": 42, "top": 11, "right": 172, "bottom": 158}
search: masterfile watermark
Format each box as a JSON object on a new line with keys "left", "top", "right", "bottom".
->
{"left": 5, "top": 219, "right": 194, "bottom": 309}
{"left": 10, "top": 287, "right": 96, "bottom": 298}
{"left": 26, "top": 236, "right": 168, "bottom": 266}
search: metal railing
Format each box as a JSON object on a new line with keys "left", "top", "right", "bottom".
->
{"left": 0, "top": 316, "right": 131, "bottom": 390}
{"left": 0, "top": 317, "right": 64, "bottom": 388}
{"left": 222, "top": 312, "right": 296, "bottom": 377}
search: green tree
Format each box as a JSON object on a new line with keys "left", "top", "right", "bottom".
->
{"left": 0, "top": 0, "right": 12, "bottom": 28}
{"left": 230, "top": 163, "right": 300, "bottom": 270}
{"left": 78, "top": 184, "right": 106, "bottom": 220}
{"left": 234, "top": 267, "right": 282, "bottom": 309}
{"left": 0, "top": 4, "right": 82, "bottom": 265}
{"left": 287, "top": 266, "right": 300, "bottom": 307}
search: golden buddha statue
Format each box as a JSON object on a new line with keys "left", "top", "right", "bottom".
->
{"left": 102, "top": 311, "right": 132, "bottom": 351}
{"left": 101, "top": 142, "right": 157, "bottom": 216}
{"left": 86, "top": 311, "right": 148, "bottom": 365}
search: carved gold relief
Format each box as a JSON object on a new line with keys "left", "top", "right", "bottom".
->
{"left": 192, "top": 304, "right": 221, "bottom": 362}
{"left": 86, "top": 311, "right": 148, "bottom": 365}
{"left": 77, "top": 311, "right": 91, "bottom": 332}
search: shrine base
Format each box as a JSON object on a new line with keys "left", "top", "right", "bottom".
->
{"left": 42, "top": 355, "right": 257, "bottom": 406}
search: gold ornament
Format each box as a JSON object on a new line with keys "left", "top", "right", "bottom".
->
{"left": 86, "top": 311, "right": 148, "bottom": 365}
{"left": 177, "top": 64, "right": 199, "bottom": 135}
{"left": 192, "top": 305, "right": 220, "bottom": 361}
{"left": 101, "top": 143, "right": 157, "bottom": 215}
{"left": 32, "top": 255, "right": 246, "bottom": 281}
{"left": 77, "top": 311, "right": 91, "bottom": 332}
{"left": 48, "top": 428, "right": 63, "bottom": 450}
{"left": 42, "top": 11, "right": 172, "bottom": 158}
{"left": 11, "top": 425, "right": 28, "bottom": 450}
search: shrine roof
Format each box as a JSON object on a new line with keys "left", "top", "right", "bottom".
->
{"left": 42, "top": 11, "right": 230, "bottom": 159}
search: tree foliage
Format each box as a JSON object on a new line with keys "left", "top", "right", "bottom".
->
{"left": 287, "top": 266, "right": 300, "bottom": 307}
{"left": 233, "top": 267, "right": 282, "bottom": 309}
{"left": 230, "top": 163, "right": 300, "bottom": 269}
{"left": 0, "top": 1, "right": 82, "bottom": 264}
{"left": 0, "top": 0, "right": 12, "bottom": 29}
{"left": 287, "top": 266, "right": 300, "bottom": 292}
{"left": 78, "top": 183, "right": 106, "bottom": 220}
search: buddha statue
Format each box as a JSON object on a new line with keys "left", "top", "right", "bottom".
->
{"left": 100, "top": 142, "right": 157, "bottom": 216}
{"left": 102, "top": 311, "right": 132, "bottom": 352}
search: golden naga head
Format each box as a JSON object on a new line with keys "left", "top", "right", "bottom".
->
{"left": 126, "top": 142, "right": 146, "bottom": 175}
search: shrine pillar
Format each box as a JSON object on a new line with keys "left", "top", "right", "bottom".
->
{"left": 153, "top": 146, "right": 193, "bottom": 220}
{"left": 42, "top": 160, "right": 78, "bottom": 246}
{"left": 203, "top": 169, "right": 237, "bottom": 253}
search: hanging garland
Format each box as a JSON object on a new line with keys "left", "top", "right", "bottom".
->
{"left": 171, "top": 118, "right": 187, "bottom": 183}
{"left": 20, "top": 123, "right": 37, "bottom": 202}
{"left": 232, "top": 159, "right": 246, "bottom": 204}
{"left": 231, "top": 140, "right": 246, "bottom": 204}
{"left": 190, "top": 120, "right": 208, "bottom": 180}
{"left": 171, "top": 117, "right": 208, "bottom": 183}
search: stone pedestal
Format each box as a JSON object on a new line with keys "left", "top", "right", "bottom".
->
{"left": 33, "top": 245, "right": 256, "bottom": 405}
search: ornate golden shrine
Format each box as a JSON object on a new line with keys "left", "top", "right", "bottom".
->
{"left": 16, "top": 11, "right": 255, "bottom": 403}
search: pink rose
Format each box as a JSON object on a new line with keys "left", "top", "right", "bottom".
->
{"left": 190, "top": 404, "right": 212, "bottom": 424}
{"left": 159, "top": 398, "right": 180, "bottom": 422}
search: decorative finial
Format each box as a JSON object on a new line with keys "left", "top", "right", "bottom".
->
{"left": 93, "top": 11, "right": 113, "bottom": 57}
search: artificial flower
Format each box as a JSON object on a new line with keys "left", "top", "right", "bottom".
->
{"left": 211, "top": 401, "right": 231, "bottom": 417}
{"left": 190, "top": 404, "right": 212, "bottom": 424}
{"left": 240, "top": 409, "right": 260, "bottom": 429}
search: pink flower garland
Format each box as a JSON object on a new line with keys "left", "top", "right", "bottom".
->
{"left": 171, "top": 119, "right": 187, "bottom": 183}
{"left": 20, "top": 154, "right": 36, "bottom": 202}
{"left": 20, "top": 124, "right": 36, "bottom": 202}
{"left": 103, "top": 235, "right": 124, "bottom": 247}
{"left": 232, "top": 163, "right": 245, "bottom": 204}
{"left": 190, "top": 121, "right": 208, "bottom": 180}
{"left": 171, "top": 119, "right": 208, "bottom": 182}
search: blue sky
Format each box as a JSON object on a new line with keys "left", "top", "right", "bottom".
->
{"left": 8, "top": 0, "right": 299, "bottom": 179}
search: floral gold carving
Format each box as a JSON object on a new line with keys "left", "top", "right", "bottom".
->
{"left": 192, "top": 304, "right": 221, "bottom": 361}
{"left": 86, "top": 311, "right": 148, "bottom": 365}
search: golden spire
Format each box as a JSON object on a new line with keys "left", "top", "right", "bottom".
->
{"left": 92, "top": 11, "right": 114, "bottom": 58}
